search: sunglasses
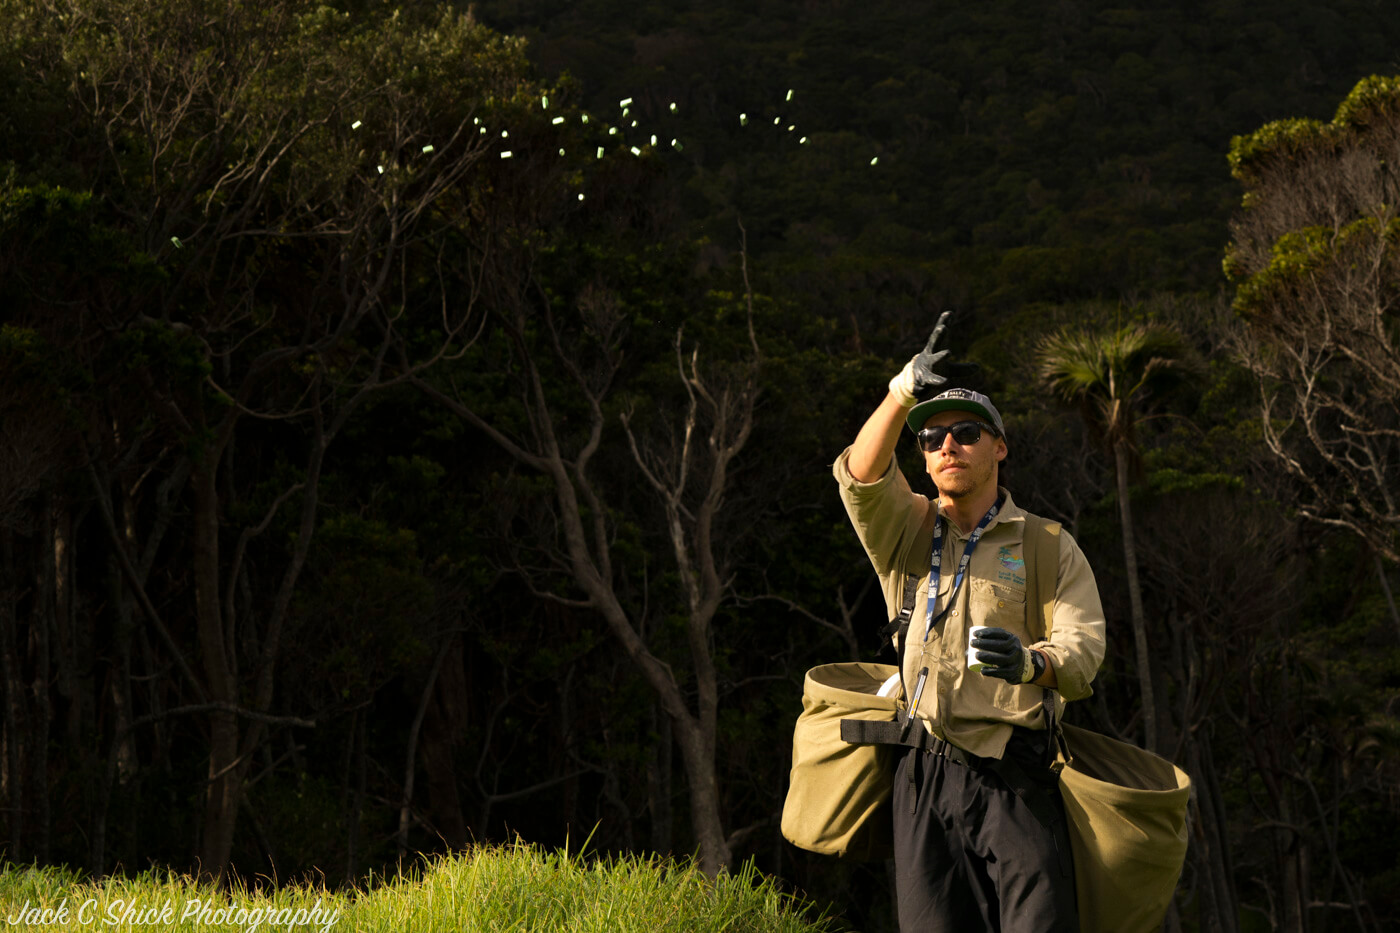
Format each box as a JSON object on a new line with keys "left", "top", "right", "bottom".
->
{"left": 917, "top": 420, "right": 998, "bottom": 452}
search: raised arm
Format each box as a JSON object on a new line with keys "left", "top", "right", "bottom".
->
{"left": 847, "top": 393, "right": 912, "bottom": 483}
{"left": 847, "top": 312, "right": 952, "bottom": 482}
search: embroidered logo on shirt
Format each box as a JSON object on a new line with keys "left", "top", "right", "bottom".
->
{"left": 995, "top": 546, "right": 1026, "bottom": 586}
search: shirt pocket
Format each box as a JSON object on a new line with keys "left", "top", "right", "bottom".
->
{"left": 970, "top": 578, "right": 1028, "bottom": 634}
{"left": 910, "top": 572, "right": 948, "bottom": 644}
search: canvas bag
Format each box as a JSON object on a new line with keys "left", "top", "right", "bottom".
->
{"left": 780, "top": 507, "right": 939, "bottom": 860}
{"left": 1056, "top": 723, "right": 1192, "bottom": 933}
{"left": 779, "top": 661, "right": 898, "bottom": 859}
{"left": 1023, "top": 518, "right": 1192, "bottom": 933}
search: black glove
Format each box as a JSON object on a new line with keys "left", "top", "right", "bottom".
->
{"left": 888, "top": 312, "right": 951, "bottom": 405}
{"left": 971, "top": 627, "right": 1043, "bottom": 684}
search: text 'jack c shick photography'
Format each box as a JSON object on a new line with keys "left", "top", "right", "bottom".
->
{"left": 4, "top": 896, "right": 342, "bottom": 932}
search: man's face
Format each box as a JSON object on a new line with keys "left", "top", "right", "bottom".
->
{"left": 920, "top": 410, "right": 1007, "bottom": 500}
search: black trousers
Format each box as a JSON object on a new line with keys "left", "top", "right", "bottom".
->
{"left": 892, "top": 731, "right": 1079, "bottom": 933}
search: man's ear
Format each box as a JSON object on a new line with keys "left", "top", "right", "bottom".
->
{"left": 994, "top": 439, "right": 1008, "bottom": 462}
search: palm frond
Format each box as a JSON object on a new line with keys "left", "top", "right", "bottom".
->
{"left": 1037, "top": 321, "right": 1192, "bottom": 443}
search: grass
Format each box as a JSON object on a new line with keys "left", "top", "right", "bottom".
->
{"left": 0, "top": 842, "right": 838, "bottom": 932}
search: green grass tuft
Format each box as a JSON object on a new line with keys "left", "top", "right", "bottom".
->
{"left": 0, "top": 843, "right": 838, "bottom": 932}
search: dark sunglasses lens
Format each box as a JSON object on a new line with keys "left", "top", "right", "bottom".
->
{"left": 950, "top": 423, "right": 983, "bottom": 445}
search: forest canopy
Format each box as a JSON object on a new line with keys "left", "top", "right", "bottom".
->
{"left": 1, "top": 1, "right": 1398, "bottom": 931}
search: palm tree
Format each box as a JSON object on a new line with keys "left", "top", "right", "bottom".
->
{"left": 1038, "top": 323, "right": 1190, "bottom": 753}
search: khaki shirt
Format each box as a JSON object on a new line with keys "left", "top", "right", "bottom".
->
{"left": 834, "top": 447, "right": 1106, "bottom": 759}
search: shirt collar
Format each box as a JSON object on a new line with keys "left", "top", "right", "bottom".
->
{"left": 990, "top": 487, "right": 1025, "bottom": 526}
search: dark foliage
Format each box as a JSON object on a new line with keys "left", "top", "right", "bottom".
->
{"left": 2, "top": 1, "right": 1398, "bottom": 930}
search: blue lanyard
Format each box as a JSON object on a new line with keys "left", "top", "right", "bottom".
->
{"left": 923, "top": 500, "right": 1000, "bottom": 640}
{"left": 899, "top": 498, "right": 1002, "bottom": 740}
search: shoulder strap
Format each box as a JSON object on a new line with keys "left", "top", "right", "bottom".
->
{"left": 879, "top": 498, "right": 939, "bottom": 651}
{"left": 1023, "top": 514, "right": 1070, "bottom": 771}
{"left": 877, "top": 574, "right": 920, "bottom": 657}
{"left": 1022, "top": 514, "right": 1061, "bottom": 642}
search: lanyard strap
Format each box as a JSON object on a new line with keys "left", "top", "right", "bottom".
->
{"left": 901, "top": 498, "right": 1001, "bottom": 739}
{"left": 923, "top": 500, "right": 999, "bottom": 640}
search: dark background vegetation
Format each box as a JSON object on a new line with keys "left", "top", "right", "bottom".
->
{"left": 2, "top": 1, "right": 1398, "bottom": 931}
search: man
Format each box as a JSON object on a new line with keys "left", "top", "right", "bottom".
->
{"left": 834, "top": 315, "right": 1106, "bottom": 932}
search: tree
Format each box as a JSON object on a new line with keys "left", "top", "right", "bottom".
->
{"left": 0, "top": 0, "right": 548, "bottom": 879}
{"left": 1038, "top": 322, "right": 1191, "bottom": 752}
{"left": 1134, "top": 472, "right": 1291, "bottom": 933}
{"left": 1224, "top": 75, "right": 1400, "bottom": 567}
{"left": 410, "top": 230, "right": 763, "bottom": 876}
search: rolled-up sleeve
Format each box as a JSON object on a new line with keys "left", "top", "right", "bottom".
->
{"left": 1032, "top": 531, "right": 1106, "bottom": 701}
{"left": 833, "top": 447, "right": 927, "bottom": 580}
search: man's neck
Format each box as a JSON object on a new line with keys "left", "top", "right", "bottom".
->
{"left": 939, "top": 488, "right": 1001, "bottom": 535}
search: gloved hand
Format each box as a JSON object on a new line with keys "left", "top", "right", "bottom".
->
{"left": 971, "top": 627, "right": 1043, "bottom": 684}
{"left": 888, "top": 311, "right": 952, "bottom": 406}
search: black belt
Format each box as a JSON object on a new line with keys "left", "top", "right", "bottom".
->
{"left": 841, "top": 715, "right": 976, "bottom": 765}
